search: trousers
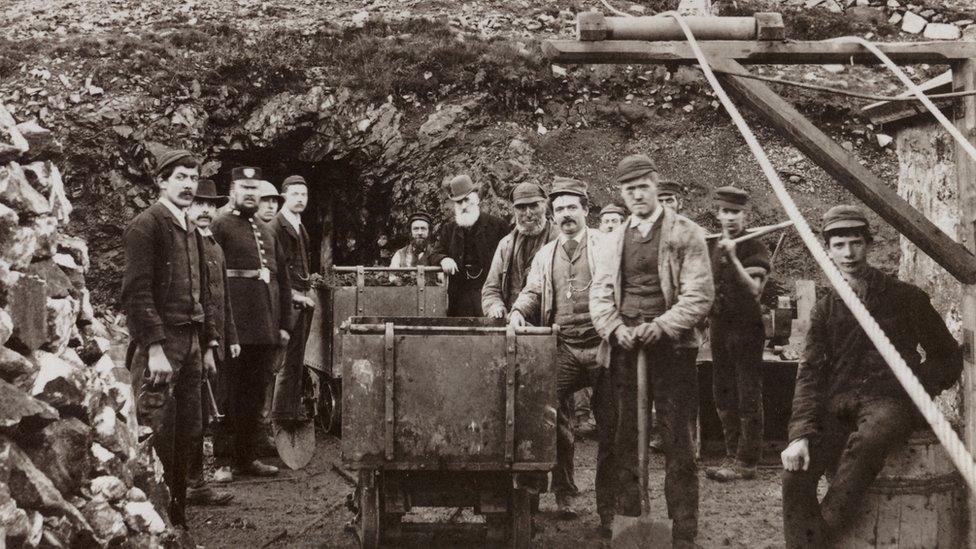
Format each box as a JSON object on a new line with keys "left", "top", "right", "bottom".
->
{"left": 224, "top": 344, "right": 277, "bottom": 468}
{"left": 272, "top": 304, "right": 313, "bottom": 421}
{"left": 711, "top": 321, "right": 766, "bottom": 466}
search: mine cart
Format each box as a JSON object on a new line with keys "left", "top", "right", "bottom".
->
{"left": 340, "top": 317, "right": 558, "bottom": 548}
{"left": 304, "top": 266, "right": 447, "bottom": 434}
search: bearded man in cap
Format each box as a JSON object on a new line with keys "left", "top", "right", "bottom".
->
{"left": 270, "top": 175, "right": 316, "bottom": 428}
{"left": 428, "top": 175, "right": 510, "bottom": 317}
{"left": 482, "top": 182, "right": 559, "bottom": 321}
{"left": 122, "top": 148, "right": 219, "bottom": 525}
{"left": 598, "top": 204, "right": 626, "bottom": 234}
{"left": 781, "top": 205, "right": 961, "bottom": 548}
{"left": 510, "top": 177, "right": 615, "bottom": 533}
{"left": 210, "top": 166, "right": 292, "bottom": 482}
{"left": 657, "top": 180, "right": 685, "bottom": 212}
{"left": 590, "top": 154, "right": 713, "bottom": 546}
{"left": 390, "top": 212, "right": 434, "bottom": 269}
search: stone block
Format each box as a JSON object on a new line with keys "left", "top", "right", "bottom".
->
{"left": 30, "top": 350, "right": 85, "bottom": 414}
{"left": 32, "top": 214, "right": 58, "bottom": 260}
{"left": 16, "top": 121, "right": 62, "bottom": 162}
{"left": 91, "top": 405, "right": 135, "bottom": 459}
{"left": 27, "top": 259, "right": 73, "bottom": 299}
{"left": 80, "top": 498, "right": 127, "bottom": 544}
{"left": 3, "top": 224, "right": 38, "bottom": 270}
{"left": 0, "top": 162, "right": 50, "bottom": 217}
{"left": 6, "top": 274, "right": 47, "bottom": 351}
{"left": 0, "top": 308, "right": 12, "bottom": 346}
{"left": 123, "top": 501, "right": 166, "bottom": 534}
{"left": 21, "top": 417, "right": 91, "bottom": 496}
{"left": 923, "top": 22, "right": 961, "bottom": 39}
{"left": 56, "top": 234, "right": 89, "bottom": 271}
{"left": 901, "top": 11, "right": 927, "bottom": 33}
{"left": 0, "top": 346, "right": 39, "bottom": 391}
{"left": 0, "top": 104, "right": 30, "bottom": 163}
{"left": 90, "top": 475, "right": 127, "bottom": 502}
{"left": 43, "top": 296, "right": 79, "bottom": 356}
{"left": 90, "top": 442, "right": 130, "bottom": 484}
{"left": 53, "top": 253, "right": 85, "bottom": 291}
{"left": 0, "top": 378, "right": 58, "bottom": 433}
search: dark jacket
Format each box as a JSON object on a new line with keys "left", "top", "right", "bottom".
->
{"left": 121, "top": 201, "right": 217, "bottom": 347}
{"left": 788, "top": 267, "right": 962, "bottom": 443}
{"left": 270, "top": 211, "right": 311, "bottom": 292}
{"left": 201, "top": 233, "right": 238, "bottom": 361}
{"left": 211, "top": 211, "right": 292, "bottom": 346}
{"left": 482, "top": 221, "right": 560, "bottom": 315}
{"left": 427, "top": 211, "right": 510, "bottom": 297}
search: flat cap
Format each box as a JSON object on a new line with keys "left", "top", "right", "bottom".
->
{"left": 657, "top": 180, "right": 682, "bottom": 196}
{"left": 447, "top": 174, "right": 478, "bottom": 202}
{"left": 282, "top": 175, "right": 307, "bottom": 188}
{"left": 511, "top": 182, "right": 547, "bottom": 206}
{"left": 615, "top": 154, "right": 658, "bottom": 184}
{"left": 822, "top": 204, "right": 870, "bottom": 235}
{"left": 408, "top": 212, "right": 433, "bottom": 227}
{"left": 155, "top": 148, "right": 197, "bottom": 177}
{"left": 231, "top": 166, "right": 262, "bottom": 182}
{"left": 549, "top": 176, "right": 588, "bottom": 200}
{"left": 599, "top": 203, "right": 627, "bottom": 217}
{"left": 258, "top": 180, "right": 284, "bottom": 205}
{"left": 713, "top": 186, "right": 750, "bottom": 211}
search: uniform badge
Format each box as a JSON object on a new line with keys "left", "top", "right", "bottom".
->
{"left": 244, "top": 168, "right": 255, "bottom": 179}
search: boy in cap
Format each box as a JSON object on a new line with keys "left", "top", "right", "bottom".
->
{"left": 185, "top": 179, "right": 238, "bottom": 506}
{"left": 781, "top": 205, "right": 962, "bottom": 547}
{"left": 483, "top": 182, "right": 559, "bottom": 321}
{"left": 256, "top": 181, "right": 284, "bottom": 223}
{"left": 657, "top": 180, "right": 684, "bottom": 212}
{"left": 598, "top": 203, "right": 627, "bottom": 234}
{"left": 590, "top": 154, "right": 713, "bottom": 546}
{"left": 705, "top": 186, "right": 772, "bottom": 483}
{"left": 122, "top": 148, "right": 218, "bottom": 525}
{"left": 428, "top": 174, "right": 510, "bottom": 317}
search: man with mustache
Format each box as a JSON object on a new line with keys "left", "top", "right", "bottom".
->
{"left": 185, "top": 179, "right": 238, "bottom": 507}
{"left": 590, "top": 154, "right": 713, "bottom": 547}
{"left": 509, "top": 177, "right": 612, "bottom": 531}
{"left": 482, "top": 182, "right": 559, "bottom": 322}
{"left": 428, "top": 175, "right": 510, "bottom": 317}
{"left": 390, "top": 212, "right": 434, "bottom": 269}
{"left": 122, "top": 149, "right": 219, "bottom": 526}
{"left": 781, "top": 205, "right": 961, "bottom": 547}
{"left": 211, "top": 167, "right": 292, "bottom": 482}
{"left": 270, "top": 175, "right": 316, "bottom": 429}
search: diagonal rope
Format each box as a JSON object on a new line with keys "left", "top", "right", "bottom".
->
{"left": 660, "top": 11, "right": 976, "bottom": 492}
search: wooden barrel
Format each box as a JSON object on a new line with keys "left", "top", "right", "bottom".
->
{"left": 837, "top": 429, "right": 966, "bottom": 548}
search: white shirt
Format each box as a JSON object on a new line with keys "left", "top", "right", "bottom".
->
{"left": 628, "top": 205, "right": 663, "bottom": 238}
{"left": 280, "top": 208, "right": 302, "bottom": 233}
{"left": 558, "top": 227, "right": 586, "bottom": 246}
{"left": 158, "top": 196, "right": 187, "bottom": 231}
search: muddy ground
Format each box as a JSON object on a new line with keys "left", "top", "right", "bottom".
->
{"left": 187, "top": 434, "right": 785, "bottom": 548}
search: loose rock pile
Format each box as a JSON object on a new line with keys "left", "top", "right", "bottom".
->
{"left": 0, "top": 103, "right": 184, "bottom": 547}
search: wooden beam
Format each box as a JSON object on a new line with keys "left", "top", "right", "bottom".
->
{"left": 542, "top": 40, "right": 976, "bottom": 65}
{"left": 709, "top": 57, "right": 976, "bottom": 284}
{"left": 952, "top": 58, "right": 976, "bottom": 547}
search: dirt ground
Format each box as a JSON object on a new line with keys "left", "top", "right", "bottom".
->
{"left": 187, "top": 434, "right": 786, "bottom": 548}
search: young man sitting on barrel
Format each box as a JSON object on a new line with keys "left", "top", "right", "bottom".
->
{"left": 780, "top": 205, "right": 963, "bottom": 548}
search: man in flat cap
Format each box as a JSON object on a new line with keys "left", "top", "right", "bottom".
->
{"left": 122, "top": 148, "right": 218, "bottom": 525}
{"left": 270, "top": 175, "right": 316, "bottom": 429}
{"left": 705, "top": 186, "right": 772, "bottom": 483}
{"left": 781, "top": 205, "right": 962, "bottom": 547}
{"left": 428, "top": 175, "right": 510, "bottom": 317}
{"left": 482, "top": 182, "right": 559, "bottom": 321}
{"left": 391, "top": 212, "right": 434, "bottom": 269}
{"left": 657, "top": 180, "right": 685, "bottom": 212}
{"left": 211, "top": 166, "right": 292, "bottom": 482}
{"left": 185, "top": 179, "right": 237, "bottom": 507}
{"left": 590, "top": 154, "right": 713, "bottom": 546}
{"left": 510, "top": 177, "right": 614, "bottom": 532}
{"left": 256, "top": 181, "right": 284, "bottom": 223}
{"left": 599, "top": 203, "right": 627, "bottom": 234}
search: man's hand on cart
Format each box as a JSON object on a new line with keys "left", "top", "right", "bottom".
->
{"left": 487, "top": 303, "right": 507, "bottom": 319}
{"left": 440, "top": 257, "right": 459, "bottom": 275}
{"left": 508, "top": 309, "right": 527, "bottom": 327}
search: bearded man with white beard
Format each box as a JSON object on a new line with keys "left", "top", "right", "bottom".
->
{"left": 482, "top": 182, "right": 559, "bottom": 322}
{"left": 428, "top": 175, "right": 510, "bottom": 317}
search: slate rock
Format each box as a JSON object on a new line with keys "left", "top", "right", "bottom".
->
{"left": 56, "top": 234, "right": 89, "bottom": 271}
{"left": 3, "top": 224, "right": 37, "bottom": 271}
{"left": 80, "top": 498, "right": 127, "bottom": 544}
{"left": 123, "top": 501, "right": 166, "bottom": 534}
{"left": 0, "top": 346, "right": 37, "bottom": 391}
{"left": 90, "top": 475, "right": 127, "bottom": 503}
{"left": 30, "top": 350, "right": 85, "bottom": 413}
{"left": 923, "top": 22, "right": 961, "bottom": 39}
{"left": 0, "top": 162, "right": 50, "bottom": 217}
{"left": 27, "top": 259, "right": 73, "bottom": 298}
{"left": 7, "top": 274, "right": 47, "bottom": 352}
{"left": 21, "top": 417, "right": 91, "bottom": 496}
{"left": 0, "top": 104, "right": 30, "bottom": 163}
{"left": 16, "top": 121, "right": 62, "bottom": 162}
{"left": 0, "top": 378, "right": 58, "bottom": 433}
{"left": 43, "top": 296, "right": 79, "bottom": 356}
{"left": 32, "top": 214, "right": 58, "bottom": 260}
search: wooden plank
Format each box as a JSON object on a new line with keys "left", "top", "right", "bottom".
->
{"left": 710, "top": 57, "right": 976, "bottom": 284}
{"left": 542, "top": 39, "right": 976, "bottom": 65}
{"left": 951, "top": 57, "right": 976, "bottom": 549}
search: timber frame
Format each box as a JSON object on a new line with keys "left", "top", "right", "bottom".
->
{"left": 544, "top": 19, "right": 976, "bottom": 544}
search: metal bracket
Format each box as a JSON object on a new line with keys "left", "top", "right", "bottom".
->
{"left": 356, "top": 266, "right": 366, "bottom": 315}
{"left": 504, "top": 326, "right": 517, "bottom": 464}
{"left": 384, "top": 322, "right": 395, "bottom": 460}
{"left": 416, "top": 265, "right": 426, "bottom": 314}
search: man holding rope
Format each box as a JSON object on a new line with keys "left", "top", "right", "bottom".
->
{"left": 781, "top": 205, "right": 962, "bottom": 548}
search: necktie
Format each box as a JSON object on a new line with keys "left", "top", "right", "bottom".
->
{"left": 563, "top": 239, "right": 578, "bottom": 258}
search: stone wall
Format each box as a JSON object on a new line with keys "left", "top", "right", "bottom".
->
{"left": 0, "top": 103, "right": 182, "bottom": 547}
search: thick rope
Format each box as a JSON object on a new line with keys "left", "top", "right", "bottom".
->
{"left": 661, "top": 11, "right": 976, "bottom": 492}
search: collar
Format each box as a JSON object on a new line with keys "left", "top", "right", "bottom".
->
{"left": 628, "top": 205, "right": 663, "bottom": 228}
{"left": 558, "top": 227, "right": 586, "bottom": 245}
{"left": 833, "top": 265, "right": 884, "bottom": 299}
{"left": 280, "top": 208, "right": 302, "bottom": 231}
{"left": 158, "top": 197, "right": 187, "bottom": 231}
{"left": 197, "top": 227, "right": 213, "bottom": 238}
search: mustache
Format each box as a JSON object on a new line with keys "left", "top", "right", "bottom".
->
{"left": 178, "top": 191, "right": 194, "bottom": 198}
{"left": 559, "top": 217, "right": 578, "bottom": 225}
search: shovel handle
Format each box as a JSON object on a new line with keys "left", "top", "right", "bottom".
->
{"left": 636, "top": 348, "right": 650, "bottom": 514}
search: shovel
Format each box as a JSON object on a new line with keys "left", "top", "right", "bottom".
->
{"left": 612, "top": 348, "right": 672, "bottom": 549}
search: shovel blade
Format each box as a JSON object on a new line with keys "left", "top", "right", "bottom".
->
{"left": 273, "top": 420, "right": 315, "bottom": 470}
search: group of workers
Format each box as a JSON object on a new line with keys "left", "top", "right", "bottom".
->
{"left": 121, "top": 145, "right": 962, "bottom": 548}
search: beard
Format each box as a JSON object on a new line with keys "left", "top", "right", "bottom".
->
{"left": 454, "top": 204, "right": 480, "bottom": 228}
{"left": 515, "top": 214, "right": 545, "bottom": 236}
{"left": 411, "top": 236, "right": 429, "bottom": 250}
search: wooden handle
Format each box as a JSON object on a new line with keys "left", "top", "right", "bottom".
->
{"left": 706, "top": 220, "right": 794, "bottom": 241}
{"left": 333, "top": 265, "right": 442, "bottom": 273}
{"left": 636, "top": 348, "right": 650, "bottom": 514}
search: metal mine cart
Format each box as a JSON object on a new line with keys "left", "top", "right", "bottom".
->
{"left": 304, "top": 266, "right": 447, "bottom": 434}
{"left": 340, "top": 317, "right": 558, "bottom": 548}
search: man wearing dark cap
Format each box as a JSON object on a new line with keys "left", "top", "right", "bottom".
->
{"left": 185, "top": 179, "right": 237, "bottom": 506}
{"left": 781, "top": 205, "right": 962, "bottom": 548}
{"left": 482, "top": 182, "right": 559, "bottom": 320}
{"left": 705, "top": 186, "right": 772, "bottom": 483}
{"left": 657, "top": 180, "right": 684, "bottom": 212}
{"left": 598, "top": 203, "right": 627, "bottom": 234}
{"left": 510, "top": 177, "right": 614, "bottom": 532}
{"left": 590, "top": 154, "right": 713, "bottom": 546}
{"left": 211, "top": 166, "right": 292, "bottom": 482}
{"left": 270, "top": 175, "right": 316, "bottom": 428}
{"left": 390, "top": 212, "right": 434, "bottom": 269}
{"left": 428, "top": 174, "right": 510, "bottom": 317}
{"left": 122, "top": 148, "right": 218, "bottom": 526}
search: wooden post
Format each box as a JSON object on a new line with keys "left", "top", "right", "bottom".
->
{"left": 952, "top": 58, "right": 976, "bottom": 546}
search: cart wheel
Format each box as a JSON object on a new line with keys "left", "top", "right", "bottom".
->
{"left": 509, "top": 487, "right": 532, "bottom": 549}
{"left": 316, "top": 373, "right": 342, "bottom": 436}
{"left": 357, "top": 470, "right": 381, "bottom": 549}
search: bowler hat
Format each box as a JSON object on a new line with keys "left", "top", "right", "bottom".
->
{"left": 258, "top": 180, "right": 284, "bottom": 206}
{"left": 282, "top": 175, "right": 307, "bottom": 189}
{"left": 657, "top": 180, "right": 682, "bottom": 196}
{"left": 511, "top": 182, "right": 546, "bottom": 206}
{"left": 599, "top": 203, "right": 627, "bottom": 217}
{"left": 549, "top": 177, "right": 588, "bottom": 200}
{"left": 447, "top": 175, "right": 478, "bottom": 202}
{"left": 193, "top": 179, "right": 229, "bottom": 208}
{"left": 713, "top": 186, "right": 749, "bottom": 211}
{"left": 408, "top": 212, "right": 433, "bottom": 227}
{"left": 232, "top": 166, "right": 262, "bottom": 182}
{"left": 155, "top": 148, "right": 198, "bottom": 177}
{"left": 822, "top": 204, "right": 871, "bottom": 236}
{"left": 615, "top": 154, "right": 658, "bottom": 184}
